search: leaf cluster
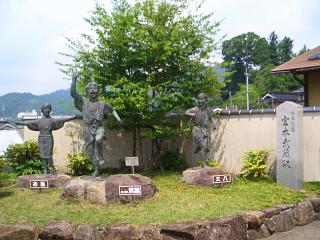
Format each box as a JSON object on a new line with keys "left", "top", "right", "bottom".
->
{"left": 67, "top": 152, "right": 93, "bottom": 176}
{"left": 59, "top": 0, "right": 222, "bottom": 141}
{"left": 240, "top": 149, "right": 270, "bottom": 179}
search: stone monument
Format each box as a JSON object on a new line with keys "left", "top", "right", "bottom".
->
{"left": 276, "top": 101, "right": 303, "bottom": 189}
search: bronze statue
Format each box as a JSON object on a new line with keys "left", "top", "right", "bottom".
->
{"left": 16, "top": 103, "right": 76, "bottom": 174}
{"left": 71, "top": 71, "right": 123, "bottom": 177}
{"left": 167, "top": 93, "right": 221, "bottom": 167}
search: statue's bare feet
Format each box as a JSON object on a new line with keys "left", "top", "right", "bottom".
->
{"left": 92, "top": 169, "right": 100, "bottom": 178}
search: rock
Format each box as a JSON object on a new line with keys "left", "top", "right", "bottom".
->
{"left": 39, "top": 220, "right": 73, "bottom": 240}
{"left": 161, "top": 222, "right": 196, "bottom": 240}
{"left": 259, "top": 224, "right": 271, "bottom": 238}
{"left": 313, "top": 212, "right": 320, "bottom": 221}
{"left": 264, "top": 218, "right": 276, "bottom": 233}
{"left": 74, "top": 224, "right": 103, "bottom": 240}
{"left": 309, "top": 198, "right": 320, "bottom": 213}
{"left": 241, "top": 211, "right": 265, "bottom": 230}
{"left": 247, "top": 229, "right": 262, "bottom": 240}
{"left": 104, "top": 223, "right": 160, "bottom": 240}
{"left": 61, "top": 174, "right": 156, "bottom": 204}
{"left": 105, "top": 174, "right": 157, "bottom": 204}
{"left": 247, "top": 225, "right": 271, "bottom": 240}
{"left": 137, "top": 225, "right": 162, "bottom": 240}
{"left": 0, "top": 223, "right": 37, "bottom": 240}
{"left": 61, "top": 178, "right": 89, "bottom": 200}
{"left": 87, "top": 180, "right": 106, "bottom": 204}
{"left": 182, "top": 167, "right": 232, "bottom": 187}
{"left": 161, "top": 215, "right": 247, "bottom": 240}
{"left": 292, "top": 201, "right": 314, "bottom": 226}
{"left": 262, "top": 207, "right": 281, "bottom": 218}
{"left": 271, "top": 209, "right": 295, "bottom": 232}
{"left": 274, "top": 204, "right": 294, "bottom": 211}
{"left": 17, "top": 174, "right": 71, "bottom": 188}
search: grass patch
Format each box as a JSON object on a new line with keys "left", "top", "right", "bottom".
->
{"left": 0, "top": 172, "right": 311, "bottom": 226}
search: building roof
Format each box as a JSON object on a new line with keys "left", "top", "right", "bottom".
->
{"left": 261, "top": 92, "right": 298, "bottom": 102}
{"left": 271, "top": 45, "right": 320, "bottom": 74}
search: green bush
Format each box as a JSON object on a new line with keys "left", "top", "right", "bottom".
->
{"left": 4, "top": 141, "right": 42, "bottom": 175}
{"left": 161, "top": 150, "right": 187, "bottom": 171}
{"left": 67, "top": 152, "right": 93, "bottom": 176}
{"left": 204, "top": 160, "right": 222, "bottom": 168}
{"left": 0, "top": 157, "right": 7, "bottom": 169}
{"left": 240, "top": 149, "right": 270, "bottom": 179}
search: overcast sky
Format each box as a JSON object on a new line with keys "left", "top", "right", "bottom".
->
{"left": 0, "top": 0, "right": 319, "bottom": 96}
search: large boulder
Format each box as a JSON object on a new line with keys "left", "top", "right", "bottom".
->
{"left": 182, "top": 167, "right": 232, "bottom": 187}
{"left": 161, "top": 215, "right": 247, "bottom": 240}
{"left": 0, "top": 223, "right": 37, "bottom": 240}
{"left": 292, "top": 201, "right": 314, "bottom": 226}
{"left": 61, "top": 178, "right": 89, "bottom": 200}
{"left": 39, "top": 220, "right": 73, "bottom": 240}
{"left": 241, "top": 211, "right": 265, "bottom": 230}
{"left": 309, "top": 197, "right": 320, "bottom": 213}
{"left": 105, "top": 174, "right": 157, "bottom": 204}
{"left": 104, "top": 223, "right": 161, "bottom": 240}
{"left": 61, "top": 174, "right": 156, "bottom": 204}
{"left": 17, "top": 174, "right": 71, "bottom": 188}
{"left": 271, "top": 209, "right": 295, "bottom": 232}
{"left": 74, "top": 224, "right": 106, "bottom": 240}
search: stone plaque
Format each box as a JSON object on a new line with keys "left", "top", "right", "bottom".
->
{"left": 119, "top": 185, "right": 142, "bottom": 196}
{"left": 276, "top": 101, "right": 303, "bottom": 189}
{"left": 212, "top": 174, "right": 232, "bottom": 183}
{"left": 30, "top": 180, "right": 48, "bottom": 189}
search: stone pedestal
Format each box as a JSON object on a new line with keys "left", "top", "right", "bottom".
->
{"left": 61, "top": 174, "right": 157, "bottom": 204}
{"left": 17, "top": 174, "right": 71, "bottom": 188}
{"left": 182, "top": 167, "right": 232, "bottom": 187}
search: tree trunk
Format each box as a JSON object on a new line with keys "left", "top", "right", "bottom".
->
{"left": 132, "top": 127, "right": 136, "bottom": 156}
{"left": 155, "top": 138, "right": 165, "bottom": 174}
{"left": 137, "top": 128, "right": 145, "bottom": 170}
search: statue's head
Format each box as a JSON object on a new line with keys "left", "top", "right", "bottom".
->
{"left": 197, "top": 93, "right": 208, "bottom": 107}
{"left": 86, "top": 78, "right": 99, "bottom": 100}
{"left": 41, "top": 103, "right": 52, "bottom": 117}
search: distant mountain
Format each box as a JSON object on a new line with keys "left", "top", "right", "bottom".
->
{"left": 0, "top": 89, "right": 80, "bottom": 120}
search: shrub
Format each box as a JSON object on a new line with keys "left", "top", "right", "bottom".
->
{"left": 67, "top": 152, "right": 93, "bottom": 176}
{"left": 4, "top": 141, "right": 42, "bottom": 175}
{"left": 205, "top": 160, "right": 222, "bottom": 168}
{"left": 161, "top": 150, "right": 187, "bottom": 171}
{"left": 240, "top": 149, "right": 270, "bottom": 179}
{"left": 0, "top": 157, "right": 7, "bottom": 169}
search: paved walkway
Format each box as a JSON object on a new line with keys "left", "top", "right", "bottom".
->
{"left": 262, "top": 221, "right": 320, "bottom": 240}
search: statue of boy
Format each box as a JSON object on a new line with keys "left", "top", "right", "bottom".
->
{"left": 186, "top": 93, "right": 221, "bottom": 167}
{"left": 167, "top": 93, "right": 221, "bottom": 167}
{"left": 71, "top": 71, "right": 123, "bottom": 177}
{"left": 16, "top": 103, "right": 76, "bottom": 174}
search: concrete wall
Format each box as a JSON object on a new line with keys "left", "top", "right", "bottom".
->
{"left": 24, "top": 111, "right": 320, "bottom": 181}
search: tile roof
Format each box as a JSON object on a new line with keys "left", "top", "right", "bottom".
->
{"left": 261, "top": 92, "right": 298, "bottom": 102}
{"left": 271, "top": 45, "right": 320, "bottom": 74}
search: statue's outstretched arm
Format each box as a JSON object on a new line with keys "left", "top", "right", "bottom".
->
{"left": 112, "top": 110, "right": 123, "bottom": 125}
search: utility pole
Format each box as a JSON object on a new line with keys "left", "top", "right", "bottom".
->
{"left": 244, "top": 64, "right": 250, "bottom": 110}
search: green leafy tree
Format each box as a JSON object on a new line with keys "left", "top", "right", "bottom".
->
{"left": 59, "top": 0, "right": 222, "bottom": 171}
{"left": 278, "top": 36, "right": 294, "bottom": 64}
{"left": 231, "top": 83, "right": 266, "bottom": 109}
{"left": 268, "top": 31, "right": 279, "bottom": 65}
{"left": 253, "top": 64, "right": 301, "bottom": 95}
{"left": 221, "top": 32, "right": 269, "bottom": 95}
